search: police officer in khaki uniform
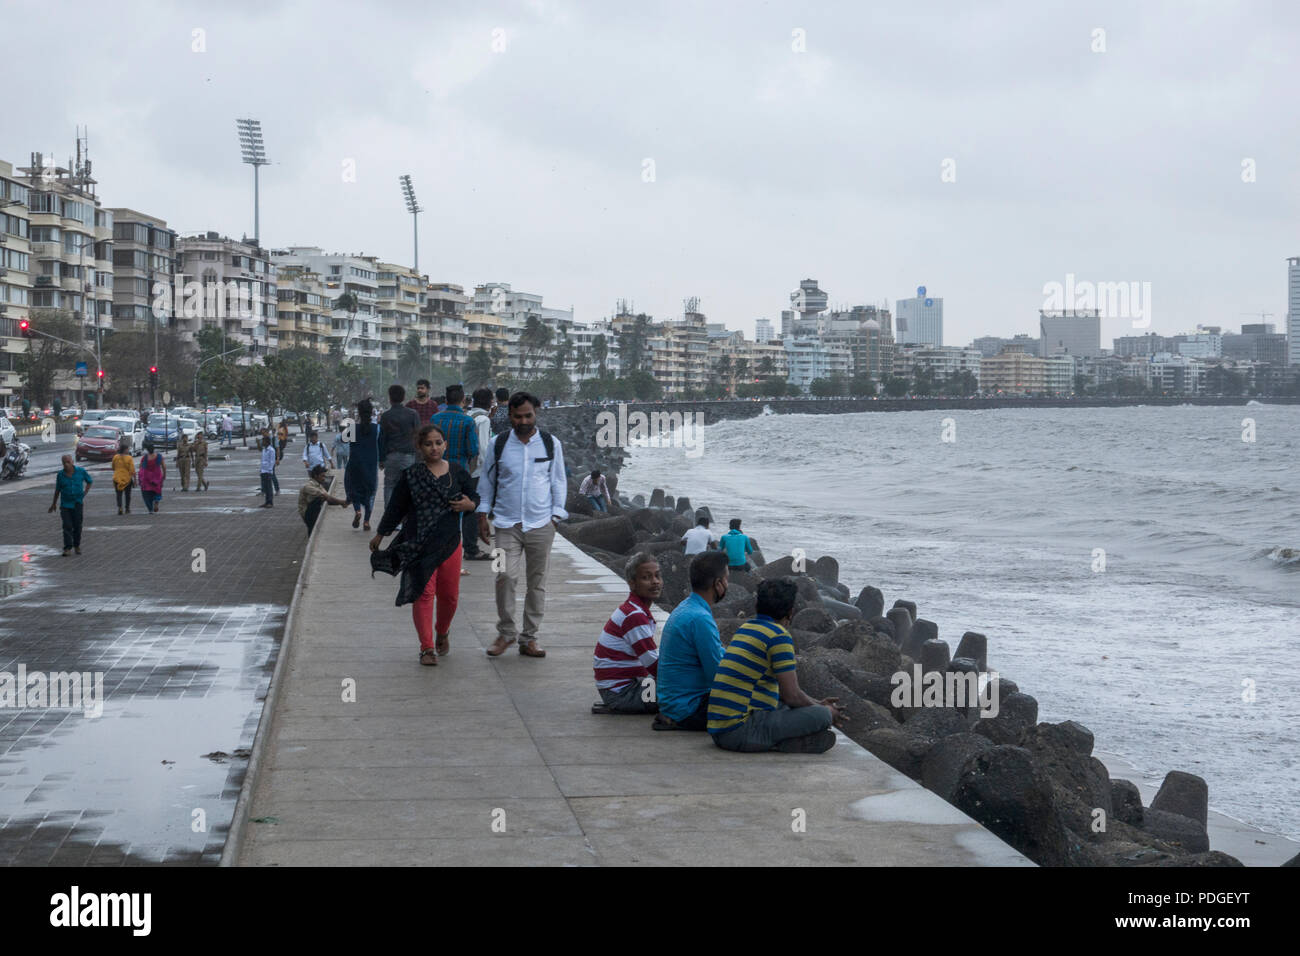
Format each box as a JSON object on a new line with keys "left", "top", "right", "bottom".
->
{"left": 176, "top": 431, "right": 193, "bottom": 491}
{"left": 192, "top": 431, "right": 209, "bottom": 492}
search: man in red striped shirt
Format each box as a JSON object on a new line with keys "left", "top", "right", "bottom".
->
{"left": 592, "top": 552, "right": 662, "bottom": 714}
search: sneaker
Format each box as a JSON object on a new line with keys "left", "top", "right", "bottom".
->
{"left": 775, "top": 729, "right": 837, "bottom": 754}
{"left": 61, "top": 549, "right": 71, "bottom": 557}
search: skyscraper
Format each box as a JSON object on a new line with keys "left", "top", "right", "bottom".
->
{"left": 1288, "top": 256, "right": 1300, "bottom": 366}
{"left": 896, "top": 286, "right": 943, "bottom": 346}
{"left": 1039, "top": 310, "right": 1101, "bottom": 357}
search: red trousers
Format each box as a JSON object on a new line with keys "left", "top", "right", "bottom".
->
{"left": 413, "top": 544, "right": 462, "bottom": 651}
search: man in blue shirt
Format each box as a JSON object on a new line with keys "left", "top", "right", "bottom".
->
{"left": 719, "top": 518, "right": 753, "bottom": 569}
{"left": 653, "top": 551, "right": 730, "bottom": 731}
{"left": 430, "top": 384, "right": 480, "bottom": 472}
{"left": 48, "top": 454, "right": 93, "bottom": 556}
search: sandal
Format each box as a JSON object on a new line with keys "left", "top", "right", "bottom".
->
{"left": 419, "top": 648, "right": 438, "bottom": 666}
{"left": 435, "top": 633, "right": 449, "bottom": 656}
{"left": 460, "top": 568, "right": 470, "bottom": 576}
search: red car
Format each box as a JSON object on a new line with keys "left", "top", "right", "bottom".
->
{"left": 75, "top": 425, "right": 125, "bottom": 462}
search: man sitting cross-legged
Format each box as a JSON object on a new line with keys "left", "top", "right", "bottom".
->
{"left": 591, "top": 552, "right": 662, "bottom": 715}
{"left": 652, "top": 551, "right": 729, "bottom": 731}
{"left": 707, "top": 577, "right": 847, "bottom": 754}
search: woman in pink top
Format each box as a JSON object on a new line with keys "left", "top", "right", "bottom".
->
{"left": 138, "top": 442, "right": 167, "bottom": 514}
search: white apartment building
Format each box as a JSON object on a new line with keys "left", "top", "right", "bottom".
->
{"left": 422, "top": 282, "right": 470, "bottom": 369}
{"left": 1176, "top": 329, "right": 1222, "bottom": 359}
{"left": 895, "top": 287, "right": 943, "bottom": 346}
{"left": 109, "top": 207, "right": 176, "bottom": 334}
{"left": 271, "top": 247, "right": 379, "bottom": 364}
{"left": 754, "top": 318, "right": 774, "bottom": 344}
{"left": 1287, "top": 257, "right": 1300, "bottom": 366}
{"left": 471, "top": 282, "right": 573, "bottom": 378}
{"left": 784, "top": 335, "right": 850, "bottom": 392}
{"left": 0, "top": 160, "right": 32, "bottom": 401}
{"left": 376, "top": 261, "right": 427, "bottom": 370}
{"left": 178, "top": 233, "right": 278, "bottom": 359}
{"left": 1043, "top": 353, "right": 1076, "bottom": 393}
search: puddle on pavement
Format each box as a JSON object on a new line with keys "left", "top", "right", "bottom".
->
{"left": 0, "top": 548, "right": 53, "bottom": 599}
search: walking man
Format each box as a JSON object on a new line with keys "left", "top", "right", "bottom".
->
{"left": 405, "top": 378, "right": 438, "bottom": 425}
{"left": 464, "top": 387, "right": 494, "bottom": 561}
{"left": 176, "top": 431, "right": 193, "bottom": 492}
{"left": 221, "top": 413, "right": 234, "bottom": 448}
{"left": 490, "top": 387, "right": 511, "bottom": 434}
{"left": 379, "top": 384, "right": 420, "bottom": 507}
{"left": 301, "top": 429, "right": 333, "bottom": 473}
{"left": 49, "top": 454, "right": 93, "bottom": 556}
{"left": 477, "top": 392, "right": 568, "bottom": 659}
{"left": 193, "top": 431, "right": 209, "bottom": 491}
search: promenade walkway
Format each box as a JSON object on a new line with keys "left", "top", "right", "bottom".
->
{"left": 231, "top": 500, "right": 1031, "bottom": 866}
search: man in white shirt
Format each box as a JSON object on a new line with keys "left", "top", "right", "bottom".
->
{"left": 300, "top": 430, "right": 334, "bottom": 472}
{"left": 477, "top": 392, "right": 568, "bottom": 658}
{"left": 681, "top": 514, "right": 716, "bottom": 555}
{"left": 464, "top": 387, "right": 495, "bottom": 561}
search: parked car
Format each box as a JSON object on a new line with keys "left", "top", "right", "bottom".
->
{"left": 76, "top": 409, "right": 110, "bottom": 435}
{"left": 75, "top": 425, "right": 125, "bottom": 462}
{"left": 145, "top": 415, "right": 182, "bottom": 449}
{"left": 175, "top": 417, "right": 202, "bottom": 442}
{"left": 0, "top": 415, "right": 15, "bottom": 446}
{"left": 60, "top": 406, "right": 82, "bottom": 420}
{"left": 102, "top": 417, "right": 146, "bottom": 455}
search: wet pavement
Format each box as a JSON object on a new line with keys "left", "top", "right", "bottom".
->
{"left": 0, "top": 447, "right": 312, "bottom": 865}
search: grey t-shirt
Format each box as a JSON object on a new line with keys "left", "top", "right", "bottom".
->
{"left": 378, "top": 405, "right": 420, "bottom": 458}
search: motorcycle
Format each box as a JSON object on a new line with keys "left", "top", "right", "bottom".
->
{"left": 0, "top": 441, "right": 31, "bottom": 480}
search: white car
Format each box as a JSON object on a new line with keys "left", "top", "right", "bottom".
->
{"left": 0, "top": 416, "right": 14, "bottom": 446}
{"left": 102, "top": 417, "right": 146, "bottom": 454}
{"left": 175, "top": 418, "right": 202, "bottom": 441}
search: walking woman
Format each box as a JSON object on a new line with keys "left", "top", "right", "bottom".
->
{"left": 345, "top": 397, "right": 380, "bottom": 531}
{"left": 369, "top": 424, "right": 479, "bottom": 665}
{"left": 138, "top": 440, "right": 166, "bottom": 514}
{"left": 112, "top": 438, "right": 135, "bottom": 514}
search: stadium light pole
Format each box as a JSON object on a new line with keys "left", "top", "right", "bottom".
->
{"left": 400, "top": 174, "right": 422, "bottom": 273}
{"left": 236, "top": 119, "right": 268, "bottom": 247}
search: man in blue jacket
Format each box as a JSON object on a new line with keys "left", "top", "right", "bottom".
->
{"left": 653, "top": 551, "right": 730, "bottom": 731}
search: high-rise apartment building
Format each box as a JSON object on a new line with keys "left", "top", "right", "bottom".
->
{"left": 0, "top": 160, "right": 32, "bottom": 402}
{"left": 1039, "top": 309, "right": 1101, "bottom": 357}
{"left": 1288, "top": 257, "right": 1300, "bottom": 366}
{"left": 271, "top": 247, "right": 378, "bottom": 364}
{"left": 896, "top": 287, "right": 943, "bottom": 346}
{"left": 421, "top": 283, "right": 470, "bottom": 370}
{"left": 178, "top": 233, "right": 278, "bottom": 358}
{"left": 274, "top": 264, "right": 335, "bottom": 354}
{"left": 109, "top": 208, "right": 176, "bottom": 333}
{"left": 754, "top": 318, "right": 773, "bottom": 343}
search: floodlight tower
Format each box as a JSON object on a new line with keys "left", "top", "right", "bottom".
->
{"left": 400, "top": 174, "right": 423, "bottom": 272}
{"left": 236, "top": 118, "right": 268, "bottom": 247}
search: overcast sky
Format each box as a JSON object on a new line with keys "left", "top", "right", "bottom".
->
{"left": 5, "top": 0, "right": 1298, "bottom": 347}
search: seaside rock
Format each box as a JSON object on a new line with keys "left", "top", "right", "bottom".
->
{"left": 649, "top": 488, "right": 665, "bottom": 508}
{"left": 1282, "top": 851, "right": 1300, "bottom": 867}
{"left": 820, "top": 596, "right": 864, "bottom": 622}
{"left": 816, "top": 580, "right": 851, "bottom": 602}
{"left": 854, "top": 586, "right": 885, "bottom": 620}
{"left": 949, "top": 656, "right": 980, "bottom": 675}
{"left": 823, "top": 657, "right": 896, "bottom": 708}
{"left": 788, "top": 627, "right": 830, "bottom": 653}
{"left": 993, "top": 677, "right": 1019, "bottom": 698}
{"left": 675, "top": 496, "right": 693, "bottom": 514}
{"left": 582, "top": 548, "right": 630, "bottom": 578}
{"left": 1150, "top": 771, "right": 1209, "bottom": 829}
{"left": 870, "top": 616, "right": 896, "bottom": 643}
{"left": 712, "top": 586, "right": 754, "bottom": 620}
{"left": 902, "top": 705, "right": 970, "bottom": 742}
{"left": 791, "top": 575, "right": 822, "bottom": 604}
{"left": 755, "top": 555, "right": 798, "bottom": 580}
{"left": 886, "top": 607, "right": 913, "bottom": 651}
{"left": 952, "top": 745, "right": 1072, "bottom": 867}
{"left": 791, "top": 606, "right": 835, "bottom": 633}
{"left": 837, "top": 698, "right": 897, "bottom": 738}
{"left": 670, "top": 514, "right": 695, "bottom": 536}
{"left": 564, "top": 513, "right": 595, "bottom": 526}
{"left": 851, "top": 632, "right": 902, "bottom": 678}
{"left": 1111, "top": 779, "right": 1144, "bottom": 827}
{"left": 566, "top": 488, "right": 595, "bottom": 516}
{"left": 923, "top": 733, "right": 995, "bottom": 802}
{"left": 749, "top": 544, "right": 766, "bottom": 568}
{"left": 629, "top": 508, "right": 674, "bottom": 535}
{"left": 902, "top": 618, "right": 938, "bottom": 660}
{"left": 796, "top": 648, "right": 855, "bottom": 698}
{"left": 955, "top": 632, "right": 988, "bottom": 671}
{"left": 811, "top": 555, "right": 839, "bottom": 586}
{"left": 891, "top": 599, "right": 917, "bottom": 622}
{"left": 696, "top": 506, "right": 712, "bottom": 523}
{"left": 726, "top": 568, "right": 757, "bottom": 593}
{"left": 1140, "top": 808, "right": 1209, "bottom": 854}
{"left": 972, "top": 692, "right": 1038, "bottom": 746}
{"left": 654, "top": 551, "right": 692, "bottom": 607}
{"left": 717, "top": 619, "right": 744, "bottom": 646}
{"left": 920, "top": 639, "right": 951, "bottom": 676}
{"left": 663, "top": 495, "right": 674, "bottom": 511}
{"left": 820, "top": 620, "right": 863, "bottom": 653}
{"left": 645, "top": 539, "right": 685, "bottom": 555}
{"left": 562, "top": 515, "right": 638, "bottom": 555}
{"left": 631, "top": 494, "right": 646, "bottom": 508}
{"left": 1025, "top": 722, "right": 1112, "bottom": 835}
{"left": 864, "top": 728, "right": 932, "bottom": 780}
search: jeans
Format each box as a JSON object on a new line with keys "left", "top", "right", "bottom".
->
{"left": 271, "top": 465, "right": 280, "bottom": 494}
{"left": 382, "top": 452, "right": 415, "bottom": 507}
{"left": 260, "top": 472, "right": 274, "bottom": 505}
{"left": 60, "top": 503, "right": 83, "bottom": 549}
{"left": 461, "top": 509, "right": 480, "bottom": 557}
{"left": 711, "top": 703, "right": 832, "bottom": 752}
{"left": 334, "top": 448, "right": 349, "bottom": 472}
{"left": 599, "top": 677, "right": 659, "bottom": 714}
{"left": 587, "top": 495, "right": 607, "bottom": 513}
{"left": 115, "top": 483, "right": 133, "bottom": 511}
{"left": 350, "top": 492, "right": 374, "bottom": 522}
{"left": 141, "top": 490, "right": 161, "bottom": 513}
{"left": 303, "top": 496, "right": 326, "bottom": 536}
{"left": 492, "top": 521, "right": 557, "bottom": 642}
{"left": 413, "top": 544, "right": 462, "bottom": 651}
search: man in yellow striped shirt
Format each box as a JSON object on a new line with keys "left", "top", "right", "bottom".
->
{"left": 706, "top": 578, "right": 845, "bottom": 753}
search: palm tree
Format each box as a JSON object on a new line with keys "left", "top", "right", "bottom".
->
{"left": 464, "top": 346, "right": 494, "bottom": 389}
{"left": 734, "top": 357, "right": 750, "bottom": 389}
{"left": 398, "top": 331, "right": 423, "bottom": 383}
{"left": 519, "top": 316, "right": 554, "bottom": 371}
{"left": 592, "top": 334, "right": 608, "bottom": 377}
{"left": 758, "top": 354, "right": 776, "bottom": 379}
{"left": 574, "top": 345, "right": 592, "bottom": 380}
{"left": 334, "top": 292, "right": 360, "bottom": 359}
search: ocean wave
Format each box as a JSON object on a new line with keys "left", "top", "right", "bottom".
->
{"left": 1263, "top": 547, "right": 1300, "bottom": 568}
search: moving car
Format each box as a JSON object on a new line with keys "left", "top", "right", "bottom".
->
{"left": 75, "top": 425, "right": 125, "bottom": 462}
{"left": 0, "top": 415, "right": 15, "bottom": 446}
{"left": 76, "top": 409, "right": 110, "bottom": 435}
{"left": 175, "top": 418, "right": 202, "bottom": 441}
{"left": 102, "top": 417, "right": 145, "bottom": 455}
{"left": 144, "top": 414, "right": 182, "bottom": 449}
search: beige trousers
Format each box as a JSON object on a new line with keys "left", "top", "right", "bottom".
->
{"left": 493, "top": 521, "right": 557, "bottom": 642}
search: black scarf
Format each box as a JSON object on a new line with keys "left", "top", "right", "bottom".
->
{"left": 391, "top": 463, "right": 455, "bottom": 568}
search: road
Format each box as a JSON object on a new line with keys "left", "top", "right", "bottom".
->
{"left": 0, "top": 441, "right": 326, "bottom": 865}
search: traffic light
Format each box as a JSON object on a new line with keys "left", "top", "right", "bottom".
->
{"left": 18, "top": 319, "right": 32, "bottom": 338}
{"left": 96, "top": 368, "right": 104, "bottom": 391}
{"left": 149, "top": 366, "right": 159, "bottom": 387}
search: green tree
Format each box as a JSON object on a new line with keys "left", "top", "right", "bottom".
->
{"left": 592, "top": 333, "right": 609, "bottom": 376}
{"left": 618, "top": 315, "right": 651, "bottom": 374}
{"left": 19, "top": 309, "right": 84, "bottom": 407}
{"left": 624, "top": 369, "right": 662, "bottom": 401}
{"left": 396, "top": 331, "right": 424, "bottom": 384}
{"left": 849, "top": 372, "right": 876, "bottom": 397}
{"left": 734, "top": 357, "right": 750, "bottom": 389}
{"left": 715, "top": 355, "right": 734, "bottom": 394}
{"left": 463, "top": 346, "right": 496, "bottom": 389}
{"left": 533, "top": 367, "right": 574, "bottom": 402}
{"left": 757, "top": 354, "right": 777, "bottom": 379}
{"left": 882, "top": 375, "right": 910, "bottom": 398}
{"left": 519, "top": 316, "right": 554, "bottom": 371}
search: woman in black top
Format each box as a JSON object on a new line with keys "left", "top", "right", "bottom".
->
{"left": 370, "top": 423, "right": 479, "bottom": 665}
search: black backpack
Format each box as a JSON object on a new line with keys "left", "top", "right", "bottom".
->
{"left": 488, "top": 428, "right": 555, "bottom": 518}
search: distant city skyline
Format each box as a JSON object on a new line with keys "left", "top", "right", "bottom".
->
{"left": 3, "top": 1, "right": 1297, "bottom": 347}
